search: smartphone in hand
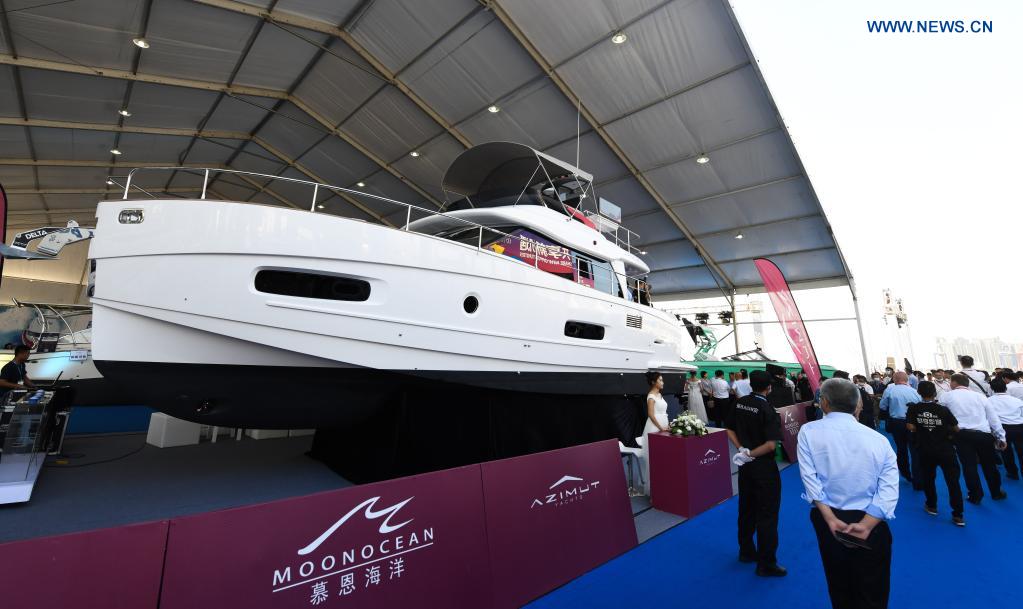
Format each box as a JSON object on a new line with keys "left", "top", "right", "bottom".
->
{"left": 835, "top": 531, "right": 872, "bottom": 550}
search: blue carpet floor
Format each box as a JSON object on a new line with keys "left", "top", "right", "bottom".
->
{"left": 526, "top": 460, "right": 1023, "bottom": 608}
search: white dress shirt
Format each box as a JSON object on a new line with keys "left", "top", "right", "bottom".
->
{"left": 961, "top": 369, "right": 991, "bottom": 396}
{"left": 988, "top": 393, "right": 1023, "bottom": 426}
{"left": 939, "top": 387, "right": 1006, "bottom": 441}
{"left": 1005, "top": 381, "right": 1023, "bottom": 401}
{"left": 797, "top": 412, "right": 899, "bottom": 520}
{"left": 733, "top": 378, "right": 752, "bottom": 398}
{"left": 858, "top": 383, "right": 874, "bottom": 396}
{"left": 933, "top": 379, "right": 951, "bottom": 396}
{"left": 711, "top": 377, "right": 731, "bottom": 399}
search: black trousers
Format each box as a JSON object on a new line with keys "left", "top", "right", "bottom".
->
{"left": 999, "top": 423, "right": 1023, "bottom": 478}
{"left": 737, "top": 460, "right": 781, "bottom": 566}
{"left": 810, "top": 508, "right": 892, "bottom": 609}
{"left": 917, "top": 445, "right": 964, "bottom": 518}
{"left": 954, "top": 429, "right": 1002, "bottom": 500}
{"left": 886, "top": 419, "right": 918, "bottom": 484}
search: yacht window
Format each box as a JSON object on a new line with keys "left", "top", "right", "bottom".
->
{"left": 572, "top": 252, "right": 619, "bottom": 296}
{"left": 255, "top": 270, "right": 370, "bottom": 302}
{"left": 565, "top": 321, "right": 605, "bottom": 340}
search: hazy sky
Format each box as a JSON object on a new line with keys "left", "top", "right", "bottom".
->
{"left": 683, "top": 0, "right": 1023, "bottom": 372}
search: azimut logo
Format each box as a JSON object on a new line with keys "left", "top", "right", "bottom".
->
{"left": 530, "top": 474, "right": 601, "bottom": 509}
{"left": 698, "top": 449, "right": 721, "bottom": 466}
{"left": 271, "top": 496, "right": 435, "bottom": 598}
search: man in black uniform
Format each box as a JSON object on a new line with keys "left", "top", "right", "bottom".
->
{"left": 765, "top": 363, "right": 795, "bottom": 409}
{"left": 906, "top": 381, "right": 965, "bottom": 526}
{"left": 0, "top": 345, "right": 35, "bottom": 401}
{"left": 726, "top": 370, "right": 786, "bottom": 577}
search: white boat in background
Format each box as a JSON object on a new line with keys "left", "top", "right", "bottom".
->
{"left": 88, "top": 142, "right": 691, "bottom": 447}
{"left": 0, "top": 301, "right": 127, "bottom": 405}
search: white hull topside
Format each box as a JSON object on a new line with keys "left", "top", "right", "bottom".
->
{"left": 90, "top": 199, "right": 688, "bottom": 386}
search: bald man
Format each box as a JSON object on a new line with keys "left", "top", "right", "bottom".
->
{"left": 880, "top": 371, "right": 923, "bottom": 486}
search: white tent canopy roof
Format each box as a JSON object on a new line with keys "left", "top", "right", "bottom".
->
{"left": 0, "top": 0, "right": 853, "bottom": 300}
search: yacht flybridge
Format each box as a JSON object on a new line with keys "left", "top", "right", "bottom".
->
{"left": 89, "top": 142, "right": 691, "bottom": 476}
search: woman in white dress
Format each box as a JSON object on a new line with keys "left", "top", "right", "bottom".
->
{"left": 686, "top": 371, "right": 709, "bottom": 424}
{"left": 641, "top": 371, "right": 670, "bottom": 495}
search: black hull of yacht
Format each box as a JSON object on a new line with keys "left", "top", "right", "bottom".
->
{"left": 94, "top": 360, "right": 685, "bottom": 482}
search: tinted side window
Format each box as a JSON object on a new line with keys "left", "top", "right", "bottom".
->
{"left": 255, "top": 270, "right": 370, "bottom": 302}
{"left": 565, "top": 321, "right": 605, "bottom": 340}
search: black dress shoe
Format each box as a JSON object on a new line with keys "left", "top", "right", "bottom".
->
{"left": 993, "top": 490, "right": 1008, "bottom": 500}
{"left": 738, "top": 554, "right": 757, "bottom": 563}
{"left": 967, "top": 496, "right": 982, "bottom": 505}
{"left": 1008, "top": 473, "right": 1020, "bottom": 480}
{"left": 756, "top": 563, "right": 788, "bottom": 577}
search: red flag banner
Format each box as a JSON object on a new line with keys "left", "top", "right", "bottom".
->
{"left": 0, "top": 182, "right": 7, "bottom": 282}
{"left": 754, "top": 258, "right": 823, "bottom": 394}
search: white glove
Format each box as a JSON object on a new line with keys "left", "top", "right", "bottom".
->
{"left": 732, "top": 447, "right": 754, "bottom": 467}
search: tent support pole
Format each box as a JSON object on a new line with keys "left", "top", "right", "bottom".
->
{"left": 731, "top": 293, "right": 740, "bottom": 354}
{"left": 850, "top": 284, "right": 871, "bottom": 373}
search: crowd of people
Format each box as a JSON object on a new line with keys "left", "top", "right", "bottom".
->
{"left": 653, "top": 353, "right": 1022, "bottom": 609}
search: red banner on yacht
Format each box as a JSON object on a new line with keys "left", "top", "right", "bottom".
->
{"left": 754, "top": 258, "right": 823, "bottom": 394}
{"left": 490, "top": 229, "right": 573, "bottom": 275}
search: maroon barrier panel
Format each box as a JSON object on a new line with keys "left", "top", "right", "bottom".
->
{"left": 776, "top": 402, "right": 810, "bottom": 462}
{"left": 159, "top": 465, "right": 491, "bottom": 609}
{"left": 649, "top": 429, "right": 733, "bottom": 518}
{"left": 481, "top": 439, "right": 637, "bottom": 609}
{"left": 0, "top": 520, "right": 169, "bottom": 609}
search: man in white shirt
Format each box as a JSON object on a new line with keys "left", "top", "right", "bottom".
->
{"left": 711, "top": 369, "right": 732, "bottom": 426}
{"left": 1001, "top": 370, "right": 1023, "bottom": 401}
{"left": 958, "top": 355, "right": 991, "bottom": 396}
{"left": 988, "top": 377, "right": 1023, "bottom": 480}
{"left": 931, "top": 370, "right": 951, "bottom": 396}
{"left": 798, "top": 378, "right": 898, "bottom": 609}
{"left": 939, "top": 374, "right": 1007, "bottom": 503}
{"left": 733, "top": 369, "right": 752, "bottom": 399}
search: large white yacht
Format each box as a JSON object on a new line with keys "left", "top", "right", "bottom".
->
{"left": 88, "top": 142, "right": 691, "bottom": 438}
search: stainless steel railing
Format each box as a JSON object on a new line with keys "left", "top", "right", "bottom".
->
{"left": 120, "top": 167, "right": 653, "bottom": 303}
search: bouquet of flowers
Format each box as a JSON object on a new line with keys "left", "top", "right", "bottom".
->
{"left": 669, "top": 413, "right": 709, "bottom": 437}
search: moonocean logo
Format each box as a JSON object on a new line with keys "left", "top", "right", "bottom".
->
{"left": 530, "top": 474, "right": 601, "bottom": 509}
{"left": 698, "top": 449, "right": 721, "bottom": 466}
{"left": 271, "top": 496, "right": 434, "bottom": 592}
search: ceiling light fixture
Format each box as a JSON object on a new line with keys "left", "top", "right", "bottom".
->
{"left": 409, "top": 151, "right": 420, "bottom": 158}
{"left": 640, "top": 250, "right": 648, "bottom": 255}
{"left": 696, "top": 155, "right": 710, "bottom": 164}
{"left": 317, "top": 204, "right": 325, "bottom": 209}
{"left": 487, "top": 104, "right": 500, "bottom": 113}
{"left": 110, "top": 148, "right": 122, "bottom": 155}
{"left": 106, "top": 179, "right": 115, "bottom": 185}
{"left": 118, "top": 109, "right": 132, "bottom": 117}
{"left": 356, "top": 181, "right": 366, "bottom": 187}
{"left": 735, "top": 233, "right": 744, "bottom": 240}
{"left": 611, "top": 31, "right": 627, "bottom": 44}
{"left": 132, "top": 38, "right": 150, "bottom": 49}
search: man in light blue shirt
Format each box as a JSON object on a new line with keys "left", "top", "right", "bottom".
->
{"left": 879, "top": 371, "right": 922, "bottom": 487}
{"left": 798, "top": 378, "right": 898, "bottom": 609}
